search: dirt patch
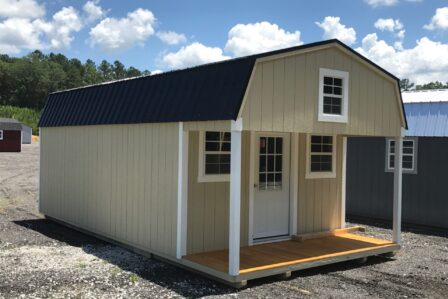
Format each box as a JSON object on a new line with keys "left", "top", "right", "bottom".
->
{"left": 0, "top": 143, "right": 447, "bottom": 298}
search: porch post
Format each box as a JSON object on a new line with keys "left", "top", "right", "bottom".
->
{"left": 229, "top": 118, "right": 242, "bottom": 276}
{"left": 176, "top": 122, "right": 189, "bottom": 259}
{"left": 393, "top": 128, "right": 405, "bottom": 244}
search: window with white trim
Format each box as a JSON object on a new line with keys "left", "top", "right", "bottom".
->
{"left": 0, "top": 130, "right": 3, "bottom": 140}
{"left": 198, "top": 131, "right": 231, "bottom": 182}
{"left": 318, "top": 68, "right": 349, "bottom": 123}
{"left": 306, "top": 135, "right": 337, "bottom": 179}
{"left": 386, "top": 138, "right": 418, "bottom": 174}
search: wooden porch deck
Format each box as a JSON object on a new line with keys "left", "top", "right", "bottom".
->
{"left": 183, "top": 233, "right": 399, "bottom": 284}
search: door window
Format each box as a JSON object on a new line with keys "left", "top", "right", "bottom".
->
{"left": 259, "top": 137, "right": 283, "bottom": 190}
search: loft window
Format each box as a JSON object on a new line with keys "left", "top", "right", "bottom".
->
{"left": 306, "top": 135, "right": 337, "bottom": 179}
{"left": 386, "top": 138, "right": 418, "bottom": 174}
{"left": 198, "top": 131, "right": 231, "bottom": 182}
{"left": 318, "top": 68, "right": 349, "bottom": 123}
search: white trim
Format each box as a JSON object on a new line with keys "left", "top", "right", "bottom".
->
{"left": 0, "top": 129, "right": 3, "bottom": 140}
{"left": 305, "top": 134, "right": 337, "bottom": 179}
{"left": 290, "top": 133, "right": 299, "bottom": 236}
{"left": 229, "top": 118, "right": 242, "bottom": 276}
{"left": 318, "top": 68, "right": 349, "bottom": 123}
{"left": 237, "top": 63, "right": 258, "bottom": 119}
{"left": 176, "top": 123, "right": 189, "bottom": 259}
{"left": 385, "top": 137, "right": 418, "bottom": 174}
{"left": 197, "top": 131, "right": 230, "bottom": 183}
{"left": 341, "top": 136, "right": 347, "bottom": 228}
{"left": 393, "top": 128, "right": 404, "bottom": 244}
{"left": 248, "top": 131, "right": 255, "bottom": 246}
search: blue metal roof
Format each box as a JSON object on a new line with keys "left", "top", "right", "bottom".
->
{"left": 405, "top": 102, "right": 448, "bottom": 137}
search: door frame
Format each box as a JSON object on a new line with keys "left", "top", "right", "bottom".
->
{"left": 248, "top": 131, "right": 299, "bottom": 245}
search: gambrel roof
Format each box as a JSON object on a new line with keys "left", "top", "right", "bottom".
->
{"left": 39, "top": 39, "right": 406, "bottom": 128}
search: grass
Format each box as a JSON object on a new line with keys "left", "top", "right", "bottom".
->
{"left": 0, "top": 105, "right": 41, "bottom": 135}
{"left": 129, "top": 273, "right": 139, "bottom": 284}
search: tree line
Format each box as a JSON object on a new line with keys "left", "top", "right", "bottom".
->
{"left": 400, "top": 78, "right": 448, "bottom": 91}
{"left": 0, "top": 50, "right": 150, "bottom": 110}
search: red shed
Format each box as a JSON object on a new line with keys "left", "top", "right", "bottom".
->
{"left": 0, "top": 118, "right": 22, "bottom": 152}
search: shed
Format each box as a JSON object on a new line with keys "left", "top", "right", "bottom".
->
{"left": 38, "top": 39, "right": 407, "bottom": 287}
{"left": 347, "top": 89, "right": 448, "bottom": 230}
{"left": 21, "top": 124, "right": 32, "bottom": 144}
{"left": 0, "top": 118, "right": 22, "bottom": 152}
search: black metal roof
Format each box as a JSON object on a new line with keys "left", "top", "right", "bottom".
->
{"left": 39, "top": 39, "right": 406, "bottom": 128}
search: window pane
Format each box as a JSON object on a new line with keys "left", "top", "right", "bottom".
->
{"left": 333, "top": 87, "right": 342, "bottom": 95}
{"left": 402, "top": 155, "right": 413, "bottom": 163}
{"left": 333, "top": 78, "right": 342, "bottom": 86}
{"left": 322, "top": 136, "right": 332, "bottom": 144}
{"left": 260, "top": 137, "right": 267, "bottom": 154}
{"left": 206, "top": 142, "right": 220, "bottom": 151}
{"left": 206, "top": 132, "right": 220, "bottom": 141}
{"left": 324, "top": 85, "right": 333, "bottom": 94}
{"left": 267, "top": 137, "right": 275, "bottom": 154}
{"left": 389, "top": 155, "right": 395, "bottom": 168}
{"left": 324, "top": 76, "right": 333, "bottom": 85}
{"left": 323, "top": 104, "right": 332, "bottom": 114}
{"left": 403, "top": 147, "right": 413, "bottom": 154}
{"left": 275, "top": 138, "right": 283, "bottom": 154}
{"left": 222, "top": 132, "right": 231, "bottom": 141}
{"left": 403, "top": 140, "right": 413, "bottom": 147}
{"left": 275, "top": 155, "right": 282, "bottom": 172}
{"left": 259, "top": 155, "right": 266, "bottom": 172}
{"left": 267, "top": 173, "right": 275, "bottom": 187}
{"left": 268, "top": 155, "right": 275, "bottom": 172}
{"left": 206, "top": 154, "right": 219, "bottom": 164}
{"left": 220, "top": 163, "right": 230, "bottom": 174}
{"left": 275, "top": 173, "right": 282, "bottom": 187}
{"left": 259, "top": 173, "right": 266, "bottom": 184}
{"left": 403, "top": 161, "right": 413, "bottom": 170}
{"left": 311, "top": 144, "right": 322, "bottom": 153}
{"left": 205, "top": 164, "right": 220, "bottom": 174}
{"left": 311, "top": 135, "right": 322, "bottom": 144}
{"left": 221, "top": 142, "right": 231, "bottom": 152}
{"left": 311, "top": 162, "right": 321, "bottom": 172}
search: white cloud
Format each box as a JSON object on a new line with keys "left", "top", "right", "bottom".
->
{"left": 224, "top": 21, "right": 302, "bottom": 57}
{"left": 46, "top": 6, "right": 83, "bottom": 49}
{"left": 0, "top": 18, "right": 45, "bottom": 53}
{"left": 156, "top": 31, "right": 187, "bottom": 45}
{"left": 357, "top": 33, "right": 448, "bottom": 84}
{"left": 374, "top": 18, "right": 403, "bottom": 32}
{"left": 83, "top": 0, "right": 106, "bottom": 23}
{"left": 424, "top": 7, "right": 448, "bottom": 30}
{"left": 315, "top": 16, "right": 356, "bottom": 45}
{"left": 151, "top": 69, "right": 163, "bottom": 75}
{"left": 89, "top": 8, "right": 155, "bottom": 52}
{"left": 365, "top": 0, "right": 399, "bottom": 7}
{"left": 0, "top": 0, "right": 45, "bottom": 18}
{"left": 160, "top": 42, "right": 230, "bottom": 69}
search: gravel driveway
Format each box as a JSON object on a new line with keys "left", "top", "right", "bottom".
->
{"left": 0, "top": 143, "right": 447, "bottom": 298}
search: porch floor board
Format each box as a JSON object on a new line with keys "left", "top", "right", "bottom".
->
{"left": 184, "top": 233, "right": 397, "bottom": 275}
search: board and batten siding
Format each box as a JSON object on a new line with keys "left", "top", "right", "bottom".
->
{"left": 39, "top": 123, "right": 180, "bottom": 258}
{"left": 297, "top": 133, "right": 343, "bottom": 234}
{"left": 241, "top": 47, "right": 402, "bottom": 137}
{"left": 186, "top": 131, "right": 250, "bottom": 254}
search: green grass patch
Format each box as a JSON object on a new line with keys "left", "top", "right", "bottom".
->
{"left": 0, "top": 105, "right": 40, "bottom": 135}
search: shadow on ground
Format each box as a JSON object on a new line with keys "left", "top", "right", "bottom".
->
{"left": 14, "top": 217, "right": 397, "bottom": 297}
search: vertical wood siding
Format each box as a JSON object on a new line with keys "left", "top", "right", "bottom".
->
{"left": 39, "top": 123, "right": 180, "bottom": 258}
{"left": 186, "top": 131, "right": 250, "bottom": 254}
{"left": 241, "top": 47, "right": 402, "bottom": 137}
{"left": 297, "top": 133, "right": 343, "bottom": 234}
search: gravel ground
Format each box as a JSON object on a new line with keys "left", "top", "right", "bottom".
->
{"left": 0, "top": 143, "right": 447, "bottom": 298}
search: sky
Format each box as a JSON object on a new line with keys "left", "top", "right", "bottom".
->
{"left": 0, "top": 0, "right": 448, "bottom": 84}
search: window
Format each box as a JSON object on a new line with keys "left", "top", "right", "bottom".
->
{"left": 258, "top": 136, "right": 283, "bottom": 190}
{"left": 318, "top": 68, "right": 349, "bottom": 123}
{"left": 306, "top": 135, "right": 336, "bottom": 179}
{"left": 386, "top": 138, "right": 418, "bottom": 174}
{"left": 0, "top": 130, "right": 3, "bottom": 140}
{"left": 198, "top": 131, "right": 231, "bottom": 182}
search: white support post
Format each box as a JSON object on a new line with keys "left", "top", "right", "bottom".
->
{"left": 393, "top": 128, "right": 405, "bottom": 244}
{"left": 176, "top": 123, "right": 189, "bottom": 259}
{"left": 341, "top": 136, "right": 347, "bottom": 228}
{"left": 229, "top": 118, "right": 242, "bottom": 276}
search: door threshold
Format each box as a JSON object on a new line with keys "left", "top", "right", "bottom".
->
{"left": 252, "top": 235, "right": 291, "bottom": 245}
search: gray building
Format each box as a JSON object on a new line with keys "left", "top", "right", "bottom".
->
{"left": 347, "top": 89, "right": 448, "bottom": 229}
{"left": 21, "top": 124, "right": 32, "bottom": 144}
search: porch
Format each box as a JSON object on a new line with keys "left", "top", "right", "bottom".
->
{"left": 182, "top": 232, "right": 400, "bottom": 286}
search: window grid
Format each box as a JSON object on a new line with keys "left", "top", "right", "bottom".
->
{"left": 310, "top": 135, "right": 333, "bottom": 172}
{"left": 259, "top": 137, "right": 283, "bottom": 191}
{"left": 204, "top": 131, "right": 231, "bottom": 175}
{"left": 388, "top": 139, "right": 415, "bottom": 171}
{"left": 323, "top": 76, "right": 343, "bottom": 115}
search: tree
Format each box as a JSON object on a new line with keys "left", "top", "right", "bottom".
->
{"left": 112, "top": 60, "right": 126, "bottom": 79}
{"left": 126, "top": 66, "right": 142, "bottom": 78}
{"left": 98, "top": 60, "right": 113, "bottom": 80}
{"left": 415, "top": 81, "right": 448, "bottom": 90}
{"left": 400, "top": 78, "right": 414, "bottom": 91}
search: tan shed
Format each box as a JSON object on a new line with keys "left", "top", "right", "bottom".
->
{"left": 38, "top": 39, "right": 407, "bottom": 287}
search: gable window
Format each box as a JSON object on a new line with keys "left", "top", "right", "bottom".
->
{"left": 0, "top": 130, "right": 3, "bottom": 140}
{"left": 198, "top": 131, "right": 231, "bottom": 182}
{"left": 306, "top": 135, "right": 337, "bottom": 179}
{"left": 318, "top": 68, "right": 349, "bottom": 123}
{"left": 386, "top": 138, "right": 418, "bottom": 174}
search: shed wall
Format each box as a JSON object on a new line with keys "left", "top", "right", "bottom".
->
{"left": 0, "top": 130, "right": 21, "bottom": 152}
{"left": 21, "top": 126, "right": 32, "bottom": 144}
{"left": 347, "top": 137, "right": 448, "bottom": 229}
{"left": 241, "top": 47, "right": 402, "bottom": 137}
{"left": 39, "top": 123, "right": 180, "bottom": 258}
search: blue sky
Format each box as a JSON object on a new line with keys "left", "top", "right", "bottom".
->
{"left": 1, "top": 0, "right": 448, "bottom": 83}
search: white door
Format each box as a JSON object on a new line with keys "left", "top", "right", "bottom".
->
{"left": 253, "top": 133, "right": 290, "bottom": 240}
